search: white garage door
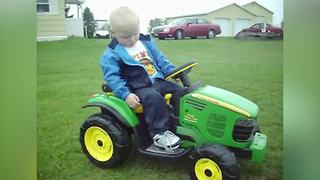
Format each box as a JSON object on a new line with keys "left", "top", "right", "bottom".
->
{"left": 212, "top": 18, "right": 232, "bottom": 37}
{"left": 234, "top": 19, "right": 251, "bottom": 36}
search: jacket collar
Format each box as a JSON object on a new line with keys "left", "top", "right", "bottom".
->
{"left": 108, "top": 34, "right": 151, "bottom": 49}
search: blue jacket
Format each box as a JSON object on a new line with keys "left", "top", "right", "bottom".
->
{"left": 100, "top": 34, "right": 175, "bottom": 100}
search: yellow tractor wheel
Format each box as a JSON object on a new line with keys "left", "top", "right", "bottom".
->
{"left": 190, "top": 144, "right": 240, "bottom": 180}
{"left": 80, "top": 114, "right": 131, "bottom": 168}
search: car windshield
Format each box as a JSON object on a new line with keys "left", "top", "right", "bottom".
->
{"left": 96, "top": 21, "right": 109, "bottom": 31}
{"left": 169, "top": 18, "right": 187, "bottom": 26}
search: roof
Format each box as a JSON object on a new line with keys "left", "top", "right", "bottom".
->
{"left": 166, "top": 3, "right": 257, "bottom": 20}
{"left": 242, "top": 1, "right": 274, "bottom": 14}
{"left": 207, "top": 3, "right": 257, "bottom": 16}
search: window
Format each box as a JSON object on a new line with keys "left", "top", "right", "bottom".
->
{"left": 259, "top": 24, "right": 265, "bottom": 29}
{"left": 252, "top": 24, "right": 260, "bottom": 28}
{"left": 197, "top": 18, "right": 209, "bottom": 24}
{"left": 96, "top": 21, "right": 109, "bottom": 31}
{"left": 169, "top": 18, "right": 187, "bottom": 26}
{"left": 37, "top": 0, "right": 59, "bottom": 15}
{"left": 186, "top": 18, "right": 197, "bottom": 24}
{"left": 37, "top": 0, "right": 49, "bottom": 13}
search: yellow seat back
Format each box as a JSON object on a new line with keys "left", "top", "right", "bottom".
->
{"left": 134, "top": 93, "right": 172, "bottom": 113}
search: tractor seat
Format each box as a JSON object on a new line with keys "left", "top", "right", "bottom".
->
{"left": 102, "top": 84, "right": 172, "bottom": 113}
{"left": 134, "top": 93, "right": 172, "bottom": 113}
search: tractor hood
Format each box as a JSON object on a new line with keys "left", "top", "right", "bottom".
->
{"left": 191, "top": 85, "right": 259, "bottom": 117}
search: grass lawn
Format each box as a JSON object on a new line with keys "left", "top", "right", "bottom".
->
{"left": 37, "top": 37, "right": 283, "bottom": 180}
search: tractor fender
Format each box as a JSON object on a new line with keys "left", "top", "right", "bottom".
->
{"left": 82, "top": 101, "right": 139, "bottom": 128}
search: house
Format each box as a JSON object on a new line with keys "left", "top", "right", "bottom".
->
{"left": 165, "top": 1, "right": 273, "bottom": 37}
{"left": 37, "top": 0, "right": 85, "bottom": 41}
{"left": 242, "top": 1, "right": 273, "bottom": 23}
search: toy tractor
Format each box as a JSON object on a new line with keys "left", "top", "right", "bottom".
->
{"left": 80, "top": 61, "right": 267, "bottom": 180}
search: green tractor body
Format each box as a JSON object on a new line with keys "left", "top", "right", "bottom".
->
{"left": 87, "top": 92, "right": 139, "bottom": 127}
{"left": 177, "top": 85, "right": 266, "bottom": 162}
{"left": 86, "top": 84, "right": 266, "bottom": 163}
{"left": 80, "top": 62, "right": 267, "bottom": 179}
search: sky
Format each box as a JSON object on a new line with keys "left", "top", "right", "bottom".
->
{"left": 71, "top": 0, "right": 283, "bottom": 33}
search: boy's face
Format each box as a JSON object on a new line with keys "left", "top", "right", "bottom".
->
{"left": 112, "top": 27, "right": 140, "bottom": 48}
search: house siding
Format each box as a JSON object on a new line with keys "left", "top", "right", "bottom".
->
{"left": 204, "top": 4, "right": 256, "bottom": 35}
{"left": 165, "top": 4, "right": 257, "bottom": 37}
{"left": 205, "top": 4, "right": 256, "bottom": 21}
{"left": 37, "top": 0, "right": 66, "bottom": 37}
{"left": 242, "top": 3, "right": 273, "bottom": 23}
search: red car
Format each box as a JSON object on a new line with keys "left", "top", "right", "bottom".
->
{"left": 241, "top": 23, "right": 283, "bottom": 36}
{"left": 151, "top": 17, "right": 221, "bottom": 40}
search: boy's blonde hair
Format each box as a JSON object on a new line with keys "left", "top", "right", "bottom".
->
{"left": 110, "top": 6, "right": 140, "bottom": 34}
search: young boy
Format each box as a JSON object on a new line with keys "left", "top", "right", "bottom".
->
{"left": 100, "top": 6, "right": 182, "bottom": 150}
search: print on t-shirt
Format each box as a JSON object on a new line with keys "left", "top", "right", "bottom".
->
{"left": 139, "top": 58, "right": 156, "bottom": 76}
{"left": 125, "top": 41, "right": 157, "bottom": 77}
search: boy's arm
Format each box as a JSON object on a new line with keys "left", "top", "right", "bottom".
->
{"left": 149, "top": 38, "right": 176, "bottom": 75}
{"left": 100, "top": 52, "right": 130, "bottom": 100}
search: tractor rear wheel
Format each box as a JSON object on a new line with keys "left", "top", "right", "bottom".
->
{"left": 80, "top": 113, "right": 131, "bottom": 168}
{"left": 189, "top": 144, "right": 240, "bottom": 180}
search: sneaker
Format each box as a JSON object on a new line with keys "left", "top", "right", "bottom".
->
{"left": 153, "top": 130, "right": 182, "bottom": 150}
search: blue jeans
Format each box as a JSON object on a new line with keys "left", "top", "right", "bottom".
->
{"left": 134, "top": 78, "right": 183, "bottom": 137}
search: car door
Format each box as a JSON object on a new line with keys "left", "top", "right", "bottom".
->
{"left": 196, "top": 18, "right": 210, "bottom": 36}
{"left": 184, "top": 18, "right": 198, "bottom": 37}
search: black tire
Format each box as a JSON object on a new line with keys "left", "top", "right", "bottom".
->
{"left": 80, "top": 113, "right": 131, "bottom": 168}
{"left": 190, "top": 144, "right": 240, "bottom": 180}
{"left": 175, "top": 30, "right": 184, "bottom": 40}
{"left": 207, "top": 29, "right": 216, "bottom": 39}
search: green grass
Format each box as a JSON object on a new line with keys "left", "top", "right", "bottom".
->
{"left": 37, "top": 37, "right": 283, "bottom": 180}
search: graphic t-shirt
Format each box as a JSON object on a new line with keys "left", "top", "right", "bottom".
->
{"left": 125, "top": 41, "right": 158, "bottom": 78}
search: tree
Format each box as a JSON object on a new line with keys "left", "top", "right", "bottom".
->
{"left": 83, "top": 7, "right": 96, "bottom": 38}
{"left": 148, "top": 18, "right": 165, "bottom": 33}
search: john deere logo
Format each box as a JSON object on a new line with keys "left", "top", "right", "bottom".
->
{"left": 184, "top": 113, "right": 197, "bottom": 123}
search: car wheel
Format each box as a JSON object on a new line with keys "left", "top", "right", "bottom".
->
{"left": 80, "top": 113, "right": 131, "bottom": 168}
{"left": 190, "top": 144, "right": 240, "bottom": 180}
{"left": 207, "top": 30, "right": 216, "bottom": 39}
{"left": 175, "top": 30, "right": 183, "bottom": 40}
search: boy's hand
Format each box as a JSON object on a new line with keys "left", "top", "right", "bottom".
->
{"left": 125, "top": 93, "right": 141, "bottom": 108}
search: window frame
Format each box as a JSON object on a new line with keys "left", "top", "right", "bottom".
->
{"left": 37, "top": 0, "right": 59, "bottom": 15}
{"left": 37, "top": 0, "right": 50, "bottom": 13}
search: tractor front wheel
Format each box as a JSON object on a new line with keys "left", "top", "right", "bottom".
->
{"left": 189, "top": 144, "right": 240, "bottom": 180}
{"left": 80, "top": 113, "right": 131, "bottom": 168}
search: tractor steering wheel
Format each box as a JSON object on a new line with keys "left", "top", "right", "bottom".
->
{"left": 165, "top": 61, "right": 197, "bottom": 87}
